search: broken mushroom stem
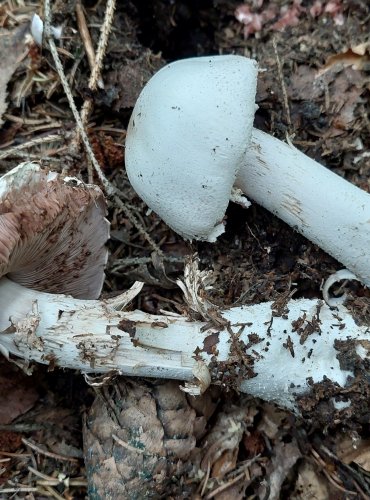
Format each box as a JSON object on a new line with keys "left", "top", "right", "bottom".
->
{"left": 238, "top": 128, "right": 370, "bottom": 288}
{"left": 125, "top": 55, "right": 370, "bottom": 289}
{"left": 0, "top": 275, "right": 369, "bottom": 415}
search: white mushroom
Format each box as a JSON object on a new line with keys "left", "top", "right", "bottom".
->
{"left": 125, "top": 55, "right": 370, "bottom": 288}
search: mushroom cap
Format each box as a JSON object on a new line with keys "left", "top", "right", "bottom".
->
{"left": 125, "top": 55, "right": 258, "bottom": 242}
{"left": 0, "top": 162, "right": 109, "bottom": 299}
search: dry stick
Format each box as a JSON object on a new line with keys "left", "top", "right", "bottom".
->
{"left": 43, "top": 0, "right": 162, "bottom": 255}
{"left": 75, "top": 1, "right": 96, "bottom": 74}
{"left": 205, "top": 472, "right": 252, "bottom": 500}
{"left": 77, "top": 0, "right": 116, "bottom": 133}
{"left": 82, "top": 0, "right": 116, "bottom": 113}
{"left": 272, "top": 37, "right": 292, "bottom": 133}
{"left": 40, "top": 485, "right": 68, "bottom": 500}
{"left": 0, "top": 134, "right": 61, "bottom": 160}
{"left": 0, "top": 488, "right": 38, "bottom": 494}
{"left": 77, "top": 0, "right": 116, "bottom": 181}
{"left": 75, "top": 0, "right": 100, "bottom": 181}
{"left": 22, "top": 438, "right": 79, "bottom": 463}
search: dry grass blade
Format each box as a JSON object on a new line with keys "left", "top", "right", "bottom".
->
{"left": 75, "top": 1, "right": 96, "bottom": 73}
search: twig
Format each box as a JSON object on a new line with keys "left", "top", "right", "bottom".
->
{"left": 0, "top": 134, "right": 62, "bottom": 160}
{"left": 81, "top": 0, "right": 117, "bottom": 131}
{"left": 205, "top": 472, "right": 251, "bottom": 499}
{"left": 2, "top": 151, "right": 64, "bottom": 160}
{"left": 88, "top": 0, "right": 115, "bottom": 91}
{"left": 28, "top": 466, "right": 87, "bottom": 487}
{"left": 77, "top": 0, "right": 116, "bottom": 181}
{"left": 0, "top": 450, "right": 32, "bottom": 457}
{"left": 113, "top": 194, "right": 163, "bottom": 254}
{"left": 38, "top": 485, "right": 67, "bottom": 500}
{"left": 200, "top": 460, "right": 211, "bottom": 497}
{"left": 0, "top": 488, "right": 38, "bottom": 493}
{"left": 44, "top": 0, "right": 107, "bottom": 188}
{"left": 76, "top": 0, "right": 116, "bottom": 183}
{"left": 111, "top": 255, "right": 185, "bottom": 270}
{"left": 311, "top": 449, "right": 358, "bottom": 496}
{"left": 112, "top": 433, "right": 148, "bottom": 455}
{"left": 272, "top": 37, "right": 291, "bottom": 132}
{"left": 22, "top": 437, "right": 80, "bottom": 463}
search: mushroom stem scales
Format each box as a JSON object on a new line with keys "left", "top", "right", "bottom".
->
{"left": 1, "top": 277, "right": 369, "bottom": 413}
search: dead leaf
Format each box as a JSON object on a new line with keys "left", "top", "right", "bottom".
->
{"left": 292, "top": 460, "right": 329, "bottom": 499}
{"left": 317, "top": 49, "right": 370, "bottom": 77}
{"left": 261, "top": 440, "right": 302, "bottom": 500}
{"left": 0, "top": 431, "right": 22, "bottom": 453}
{"left": 200, "top": 403, "right": 258, "bottom": 478}
{"left": 336, "top": 435, "right": 370, "bottom": 473}
{"left": 0, "top": 359, "right": 39, "bottom": 425}
{"left": 106, "top": 52, "right": 165, "bottom": 110}
{"left": 257, "top": 404, "right": 290, "bottom": 440}
{"left": 243, "top": 430, "right": 265, "bottom": 457}
{"left": 289, "top": 65, "right": 325, "bottom": 101}
{"left": 0, "top": 26, "right": 27, "bottom": 127}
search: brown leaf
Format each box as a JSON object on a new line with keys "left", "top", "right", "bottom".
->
{"left": 106, "top": 52, "right": 165, "bottom": 110}
{"left": 243, "top": 430, "right": 265, "bottom": 457}
{"left": 0, "top": 430, "right": 22, "bottom": 453}
{"left": 317, "top": 48, "right": 370, "bottom": 77}
{"left": 200, "top": 403, "right": 257, "bottom": 478}
{"left": 292, "top": 460, "right": 329, "bottom": 499}
{"left": 0, "top": 26, "right": 27, "bottom": 127}
{"left": 336, "top": 435, "right": 370, "bottom": 472}
{"left": 0, "top": 360, "right": 39, "bottom": 425}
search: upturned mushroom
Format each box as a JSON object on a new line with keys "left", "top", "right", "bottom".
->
{"left": 124, "top": 55, "right": 370, "bottom": 289}
{"left": 0, "top": 162, "right": 109, "bottom": 298}
{"left": 1, "top": 163, "right": 369, "bottom": 417}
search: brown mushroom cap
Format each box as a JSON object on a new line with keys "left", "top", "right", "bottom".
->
{"left": 0, "top": 162, "right": 109, "bottom": 299}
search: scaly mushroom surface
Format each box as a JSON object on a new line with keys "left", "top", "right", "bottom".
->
{"left": 0, "top": 267, "right": 369, "bottom": 415}
{"left": 0, "top": 162, "right": 109, "bottom": 298}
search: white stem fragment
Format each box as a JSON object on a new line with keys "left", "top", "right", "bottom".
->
{"left": 1, "top": 278, "right": 369, "bottom": 412}
{"left": 30, "top": 14, "right": 62, "bottom": 46}
{"left": 322, "top": 269, "right": 361, "bottom": 307}
{"left": 237, "top": 128, "right": 370, "bottom": 287}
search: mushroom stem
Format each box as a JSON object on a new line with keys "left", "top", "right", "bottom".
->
{"left": 1, "top": 277, "right": 369, "bottom": 413}
{"left": 237, "top": 128, "right": 370, "bottom": 287}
